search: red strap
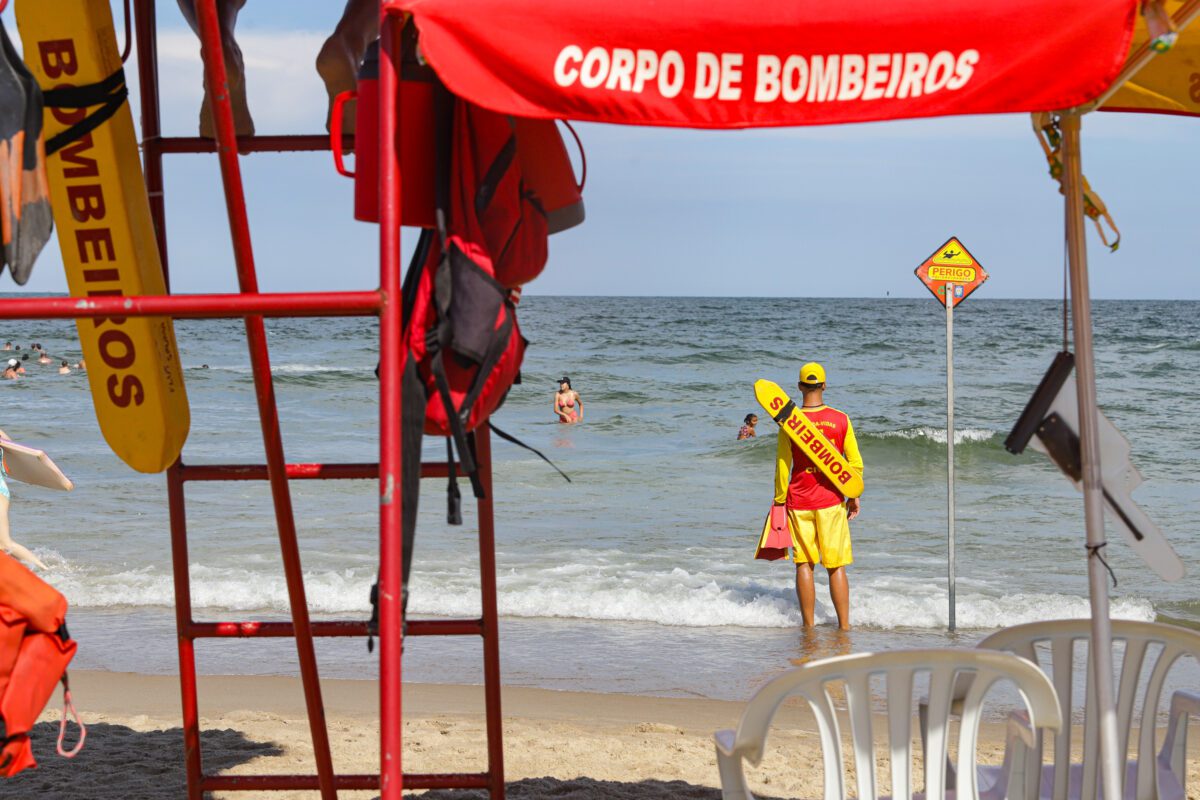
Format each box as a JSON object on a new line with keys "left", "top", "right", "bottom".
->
{"left": 56, "top": 690, "right": 86, "bottom": 758}
{"left": 331, "top": 91, "right": 357, "bottom": 178}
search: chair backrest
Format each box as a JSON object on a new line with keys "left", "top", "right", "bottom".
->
{"left": 725, "top": 648, "right": 1061, "bottom": 800}
{"left": 978, "top": 619, "right": 1200, "bottom": 800}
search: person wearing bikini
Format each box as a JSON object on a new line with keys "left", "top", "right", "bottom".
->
{"left": 554, "top": 377, "right": 583, "bottom": 424}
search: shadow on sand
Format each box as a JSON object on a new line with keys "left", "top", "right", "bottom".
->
{"left": 415, "top": 777, "right": 788, "bottom": 800}
{"left": 1, "top": 735, "right": 778, "bottom": 800}
{"left": 0, "top": 721, "right": 281, "bottom": 799}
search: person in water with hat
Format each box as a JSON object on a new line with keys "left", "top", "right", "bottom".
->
{"left": 773, "top": 362, "right": 863, "bottom": 630}
{"left": 554, "top": 377, "right": 583, "bottom": 424}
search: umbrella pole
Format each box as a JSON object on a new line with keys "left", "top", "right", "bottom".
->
{"left": 1061, "top": 112, "right": 1123, "bottom": 800}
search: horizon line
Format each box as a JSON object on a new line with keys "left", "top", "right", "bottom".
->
{"left": 0, "top": 292, "right": 1194, "bottom": 302}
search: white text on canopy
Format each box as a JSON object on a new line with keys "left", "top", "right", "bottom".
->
{"left": 553, "top": 47, "right": 980, "bottom": 103}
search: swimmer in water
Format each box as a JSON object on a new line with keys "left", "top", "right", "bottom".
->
{"left": 554, "top": 377, "right": 583, "bottom": 424}
{"left": 58, "top": 361, "right": 70, "bottom": 375}
{"left": 0, "top": 427, "right": 47, "bottom": 569}
{"left": 738, "top": 413, "right": 758, "bottom": 440}
{"left": 1, "top": 343, "right": 10, "bottom": 351}
{"left": 37, "top": 352, "right": 51, "bottom": 365}
{"left": 2, "top": 361, "right": 18, "bottom": 380}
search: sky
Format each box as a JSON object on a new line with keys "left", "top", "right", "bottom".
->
{"left": 2, "top": 2, "right": 1198, "bottom": 299}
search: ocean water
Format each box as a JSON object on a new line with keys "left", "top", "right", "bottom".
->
{"left": 1, "top": 296, "right": 1198, "bottom": 701}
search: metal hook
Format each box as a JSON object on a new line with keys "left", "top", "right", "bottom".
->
{"left": 120, "top": 0, "right": 133, "bottom": 63}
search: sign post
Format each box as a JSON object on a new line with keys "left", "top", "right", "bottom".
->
{"left": 915, "top": 237, "right": 988, "bottom": 632}
{"left": 945, "top": 283, "right": 955, "bottom": 631}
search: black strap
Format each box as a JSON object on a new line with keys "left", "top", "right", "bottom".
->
{"left": 43, "top": 68, "right": 128, "bottom": 156}
{"left": 488, "top": 422, "right": 571, "bottom": 483}
{"left": 401, "top": 229, "right": 434, "bottom": 325}
{"left": 42, "top": 69, "right": 126, "bottom": 106}
{"left": 475, "top": 128, "right": 517, "bottom": 217}
{"left": 1087, "top": 542, "right": 1118, "bottom": 588}
{"left": 446, "top": 438, "right": 462, "bottom": 525}
{"left": 432, "top": 82, "right": 455, "bottom": 249}
{"left": 773, "top": 399, "right": 796, "bottom": 424}
{"left": 366, "top": 580, "right": 379, "bottom": 652}
{"left": 400, "top": 356, "right": 426, "bottom": 622}
{"left": 429, "top": 350, "right": 484, "bottom": 497}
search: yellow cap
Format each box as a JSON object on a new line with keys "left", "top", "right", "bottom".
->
{"left": 799, "top": 362, "right": 826, "bottom": 385}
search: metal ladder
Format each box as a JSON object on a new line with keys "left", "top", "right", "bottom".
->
{"left": 0, "top": 2, "right": 506, "bottom": 798}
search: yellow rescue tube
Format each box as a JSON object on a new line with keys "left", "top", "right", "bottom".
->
{"left": 16, "top": 0, "right": 189, "bottom": 473}
{"left": 754, "top": 379, "right": 864, "bottom": 499}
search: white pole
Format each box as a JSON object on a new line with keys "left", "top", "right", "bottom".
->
{"left": 946, "top": 284, "right": 956, "bottom": 633}
{"left": 1062, "top": 113, "right": 1123, "bottom": 800}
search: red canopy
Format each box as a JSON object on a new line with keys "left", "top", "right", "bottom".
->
{"left": 400, "top": 0, "right": 1138, "bottom": 129}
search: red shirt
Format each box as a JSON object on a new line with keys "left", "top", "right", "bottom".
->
{"left": 774, "top": 405, "right": 861, "bottom": 510}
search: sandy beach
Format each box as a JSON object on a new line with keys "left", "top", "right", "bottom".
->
{"left": 0, "top": 671, "right": 1193, "bottom": 800}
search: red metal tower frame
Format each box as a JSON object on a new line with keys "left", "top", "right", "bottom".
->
{"left": 0, "top": 2, "right": 504, "bottom": 798}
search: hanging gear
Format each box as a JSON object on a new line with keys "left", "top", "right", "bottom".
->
{"left": 1032, "top": 112, "right": 1120, "bottom": 252}
{"left": 0, "top": 19, "right": 53, "bottom": 284}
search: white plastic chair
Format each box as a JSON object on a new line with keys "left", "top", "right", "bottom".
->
{"left": 965, "top": 619, "right": 1200, "bottom": 800}
{"left": 714, "top": 648, "right": 1062, "bottom": 800}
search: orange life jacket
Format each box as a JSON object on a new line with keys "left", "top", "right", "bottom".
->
{"left": 0, "top": 552, "right": 84, "bottom": 777}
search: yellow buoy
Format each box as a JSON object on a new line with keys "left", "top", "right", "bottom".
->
{"left": 16, "top": 0, "right": 189, "bottom": 473}
{"left": 754, "top": 379, "right": 863, "bottom": 499}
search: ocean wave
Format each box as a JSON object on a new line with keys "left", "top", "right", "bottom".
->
{"left": 701, "top": 436, "right": 777, "bottom": 465}
{"left": 862, "top": 427, "right": 999, "bottom": 447}
{"left": 408, "top": 571, "right": 1154, "bottom": 631}
{"left": 197, "top": 363, "right": 374, "bottom": 377}
{"left": 45, "top": 560, "right": 373, "bottom": 615}
{"left": 45, "top": 554, "right": 1155, "bottom": 632}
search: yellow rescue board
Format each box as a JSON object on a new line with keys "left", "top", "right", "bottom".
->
{"left": 16, "top": 0, "right": 189, "bottom": 473}
{"left": 754, "top": 379, "right": 864, "bottom": 499}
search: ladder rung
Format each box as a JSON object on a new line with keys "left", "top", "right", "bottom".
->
{"left": 407, "top": 618, "right": 484, "bottom": 636}
{"left": 199, "top": 772, "right": 490, "bottom": 792}
{"left": 179, "top": 462, "right": 451, "bottom": 481}
{"left": 0, "top": 291, "right": 381, "bottom": 321}
{"left": 153, "top": 134, "right": 340, "bottom": 155}
{"left": 189, "top": 621, "right": 369, "bottom": 638}
{"left": 406, "top": 772, "right": 491, "bottom": 790}
{"left": 187, "top": 618, "right": 484, "bottom": 638}
{"left": 201, "top": 774, "right": 378, "bottom": 791}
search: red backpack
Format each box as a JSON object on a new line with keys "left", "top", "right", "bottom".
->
{"left": 0, "top": 553, "right": 84, "bottom": 777}
{"left": 396, "top": 86, "right": 567, "bottom": 606}
{"left": 346, "top": 32, "right": 583, "bottom": 635}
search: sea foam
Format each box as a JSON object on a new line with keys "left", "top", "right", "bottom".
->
{"left": 44, "top": 556, "right": 1155, "bottom": 632}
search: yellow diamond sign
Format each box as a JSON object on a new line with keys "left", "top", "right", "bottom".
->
{"left": 914, "top": 236, "right": 989, "bottom": 308}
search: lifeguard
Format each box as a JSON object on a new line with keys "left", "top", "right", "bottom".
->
{"left": 768, "top": 362, "right": 863, "bottom": 630}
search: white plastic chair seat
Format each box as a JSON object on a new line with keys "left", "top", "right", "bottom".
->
{"left": 715, "top": 648, "right": 1062, "bottom": 800}
{"left": 962, "top": 620, "right": 1200, "bottom": 800}
{"left": 1017, "top": 762, "right": 1185, "bottom": 800}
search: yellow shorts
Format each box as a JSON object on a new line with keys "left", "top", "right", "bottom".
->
{"left": 786, "top": 504, "right": 852, "bottom": 568}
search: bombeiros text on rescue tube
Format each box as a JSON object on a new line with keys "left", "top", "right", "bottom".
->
{"left": 554, "top": 47, "right": 980, "bottom": 103}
